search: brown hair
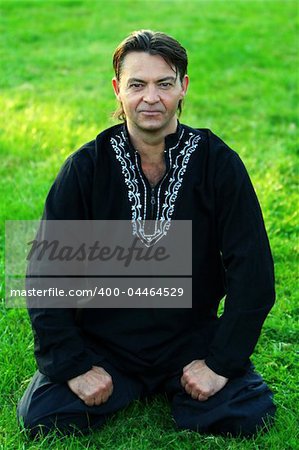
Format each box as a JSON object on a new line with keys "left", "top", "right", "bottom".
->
{"left": 112, "top": 30, "right": 188, "bottom": 121}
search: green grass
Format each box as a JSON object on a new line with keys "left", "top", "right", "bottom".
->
{"left": 0, "top": 0, "right": 298, "bottom": 448}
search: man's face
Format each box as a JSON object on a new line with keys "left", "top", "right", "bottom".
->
{"left": 112, "top": 52, "right": 189, "bottom": 134}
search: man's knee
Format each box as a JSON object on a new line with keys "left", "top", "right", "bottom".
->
{"left": 16, "top": 379, "right": 98, "bottom": 437}
{"left": 17, "top": 398, "right": 50, "bottom": 437}
{"left": 222, "top": 404, "right": 276, "bottom": 437}
{"left": 174, "top": 398, "right": 276, "bottom": 437}
{"left": 16, "top": 361, "right": 139, "bottom": 437}
{"left": 17, "top": 400, "right": 101, "bottom": 437}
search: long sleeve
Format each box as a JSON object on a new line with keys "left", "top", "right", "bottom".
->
{"left": 205, "top": 134, "right": 275, "bottom": 378}
{"left": 28, "top": 146, "right": 99, "bottom": 382}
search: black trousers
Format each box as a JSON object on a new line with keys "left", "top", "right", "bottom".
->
{"left": 17, "top": 360, "right": 276, "bottom": 438}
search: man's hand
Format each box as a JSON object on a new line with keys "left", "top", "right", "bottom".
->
{"left": 181, "top": 359, "right": 228, "bottom": 401}
{"left": 67, "top": 366, "right": 113, "bottom": 406}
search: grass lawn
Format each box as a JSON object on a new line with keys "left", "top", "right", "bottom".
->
{"left": 0, "top": 0, "right": 298, "bottom": 448}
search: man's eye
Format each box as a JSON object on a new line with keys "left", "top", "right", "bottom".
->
{"left": 129, "top": 83, "right": 143, "bottom": 89}
{"left": 159, "top": 82, "right": 173, "bottom": 89}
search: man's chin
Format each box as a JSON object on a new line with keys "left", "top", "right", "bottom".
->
{"left": 141, "top": 124, "right": 162, "bottom": 131}
{"left": 136, "top": 119, "right": 167, "bottom": 132}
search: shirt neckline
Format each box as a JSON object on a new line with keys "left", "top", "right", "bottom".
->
{"left": 121, "top": 121, "right": 183, "bottom": 155}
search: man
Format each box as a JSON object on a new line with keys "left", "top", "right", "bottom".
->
{"left": 17, "top": 30, "right": 276, "bottom": 437}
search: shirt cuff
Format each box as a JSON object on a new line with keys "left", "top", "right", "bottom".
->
{"left": 205, "top": 355, "right": 250, "bottom": 379}
{"left": 39, "top": 353, "right": 94, "bottom": 383}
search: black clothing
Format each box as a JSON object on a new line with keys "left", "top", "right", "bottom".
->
{"left": 28, "top": 123, "right": 275, "bottom": 382}
{"left": 17, "top": 363, "right": 275, "bottom": 438}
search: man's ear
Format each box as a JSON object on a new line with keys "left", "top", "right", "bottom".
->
{"left": 180, "top": 74, "right": 189, "bottom": 99}
{"left": 112, "top": 77, "right": 121, "bottom": 99}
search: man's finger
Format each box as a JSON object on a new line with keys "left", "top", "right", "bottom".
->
{"left": 184, "top": 383, "right": 193, "bottom": 395}
{"left": 94, "top": 396, "right": 103, "bottom": 406}
{"left": 95, "top": 383, "right": 113, "bottom": 405}
{"left": 84, "top": 397, "right": 96, "bottom": 406}
{"left": 180, "top": 375, "right": 187, "bottom": 388}
{"left": 191, "top": 390, "right": 199, "bottom": 400}
{"left": 197, "top": 393, "right": 209, "bottom": 402}
{"left": 100, "top": 390, "right": 109, "bottom": 404}
{"left": 94, "top": 389, "right": 106, "bottom": 405}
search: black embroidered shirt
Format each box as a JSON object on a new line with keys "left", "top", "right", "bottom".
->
{"left": 29, "top": 123, "right": 275, "bottom": 382}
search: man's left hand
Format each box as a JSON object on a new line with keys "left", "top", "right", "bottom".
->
{"left": 181, "top": 359, "right": 228, "bottom": 401}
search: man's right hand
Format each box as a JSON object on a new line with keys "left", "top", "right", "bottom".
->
{"left": 67, "top": 366, "right": 113, "bottom": 406}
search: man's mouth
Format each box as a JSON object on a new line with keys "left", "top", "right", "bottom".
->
{"left": 139, "top": 110, "right": 162, "bottom": 115}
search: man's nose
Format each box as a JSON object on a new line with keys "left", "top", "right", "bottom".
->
{"left": 143, "top": 85, "right": 160, "bottom": 103}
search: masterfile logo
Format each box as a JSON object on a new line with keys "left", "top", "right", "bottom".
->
{"left": 5, "top": 220, "right": 192, "bottom": 308}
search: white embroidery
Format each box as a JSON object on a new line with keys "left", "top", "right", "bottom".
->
{"left": 110, "top": 129, "right": 201, "bottom": 246}
{"left": 134, "top": 218, "right": 171, "bottom": 247}
{"left": 161, "top": 134, "right": 201, "bottom": 221}
{"left": 110, "top": 133, "right": 142, "bottom": 221}
{"left": 134, "top": 152, "right": 147, "bottom": 220}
